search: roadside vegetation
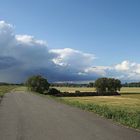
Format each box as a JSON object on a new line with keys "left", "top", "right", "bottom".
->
{"left": 53, "top": 86, "right": 140, "bottom": 129}
{"left": 26, "top": 75, "right": 50, "bottom": 94}
{"left": 25, "top": 75, "right": 140, "bottom": 129}
{"left": 56, "top": 88, "right": 140, "bottom": 129}
{"left": 0, "top": 85, "right": 17, "bottom": 98}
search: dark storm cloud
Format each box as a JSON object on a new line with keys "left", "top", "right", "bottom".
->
{"left": 0, "top": 56, "right": 20, "bottom": 69}
{"left": 0, "top": 20, "right": 140, "bottom": 83}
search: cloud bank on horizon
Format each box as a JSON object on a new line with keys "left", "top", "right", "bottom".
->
{"left": 0, "top": 21, "right": 140, "bottom": 83}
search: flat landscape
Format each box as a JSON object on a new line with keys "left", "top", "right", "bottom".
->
{"left": 55, "top": 87, "right": 140, "bottom": 112}
{"left": 1, "top": 86, "right": 140, "bottom": 130}
{"left": 55, "top": 87, "right": 140, "bottom": 129}
{"left": 55, "top": 87, "right": 140, "bottom": 93}
{"left": 0, "top": 87, "right": 140, "bottom": 140}
{"left": 0, "top": 1, "right": 140, "bottom": 140}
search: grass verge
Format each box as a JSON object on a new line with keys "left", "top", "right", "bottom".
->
{"left": 0, "top": 85, "right": 17, "bottom": 98}
{"left": 58, "top": 98, "right": 140, "bottom": 130}
{"left": 25, "top": 86, "right": 140, "bottom": 130}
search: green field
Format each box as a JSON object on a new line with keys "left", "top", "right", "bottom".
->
{"left": 55, "top": 87, "right": 140, "bottom": 129}
{"left": 0, "top": 85, "right": 17, "bottom": 97}
{"left": 55, "top": 87, "right": 140, "bottom": 112}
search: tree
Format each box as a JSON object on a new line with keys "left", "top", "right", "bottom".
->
{"left": 94, "top": 78, "right": 108, "bottom": 93}
{"left": 95, "top": 77, "right": 122, "bottom": 94}
{"left": 88, "top": 82, "right": 94, "bottom": 87}
{"left": 107, "top": 78, "right": 122, "bottom": 92}
{"left": 26, "top": 75, "right": 50, "bottom": 94}
{"left": 114, "top": 79, "right": 122, "bottom": 91}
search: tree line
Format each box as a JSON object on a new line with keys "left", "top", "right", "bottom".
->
{"left": 122, "top": 82, "right": 140, "bottom": 87}
{"left": 26, "top": 75, "right": 122, "bottom": 95}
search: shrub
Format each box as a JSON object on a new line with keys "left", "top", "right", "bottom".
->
{"left": 75, "top": 90, "right": 80, "bottom": 93}
{"left": 47, "top": 88, "right": 60, "bottom": 95}
{"left": 26, "top": 75, "right": 50, "bottom": 94}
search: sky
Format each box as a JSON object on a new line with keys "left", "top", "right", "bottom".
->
{"left": 0, "top": 0, "right": 140, "bottom": 83}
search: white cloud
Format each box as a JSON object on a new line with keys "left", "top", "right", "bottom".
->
{"left": 0, "top": 21, "right": 14, "bottom": 34}
{"left": 115, "top": 61, "right": 130, "bottom": 71}
{"left": 50, "top": 48, "right": 95, "bottom": 70}
{"left": 84, "top": 66, "right": 111, "bottom": 76}
{"left": 115, "top": 61, "right": 140, "bottom": 74}
{"left": 114, "top": 61, "right": 140, "bottom": 81}
{"left": 82, "top": 61, "right": 140, "bottom": 82}
{"left": 0, "top": 21, "right": 53, "bottom": 82}
{"left": 0, "top": 20, "right": 140, "bottom": 83}
{"left": 0, "top": 21, "right": 15, "bottom": 54}
{"left": 16, "top": 35, "right": 47, "bottom": 46}
{"left": 0, "top": 21, "right": 97, "bottom": 82}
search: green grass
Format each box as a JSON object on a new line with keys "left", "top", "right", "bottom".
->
{"left": 12, "top": 86, "right": 27, "bottom": 92}
{"left": 60, "top": 100, "right": 140, "bottom": 129}
{"left": 0, "top": 85, "right": 17, "bottom": 98}
{"left": 54, "top": 87, "right": 140, "bottom": 129}
{"left": 62, "top": 93, "right": 140, "bottom": 111}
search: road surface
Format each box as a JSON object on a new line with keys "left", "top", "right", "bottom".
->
{"left": 0, "top": 91, "right": 140, "bottom": 140}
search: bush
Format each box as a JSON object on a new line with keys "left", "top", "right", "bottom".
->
{"left": 47, "top": 88, "right": 60, "bottom": 95}
{"left": 75, "top": 90, "right": 80, "bottom": 93}
{"left": 26, "top": 75, "right": 50, "bottom": 94}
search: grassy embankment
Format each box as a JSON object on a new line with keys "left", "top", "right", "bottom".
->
{"left": 55, "top": 87, "right": 140, "bottom": 129}
{"left": 0, "top": 85, "right": 17, "bottom": 98}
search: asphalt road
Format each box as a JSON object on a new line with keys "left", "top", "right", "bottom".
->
{"left": 0, "top": 92, "right": 140, "bottom": 140}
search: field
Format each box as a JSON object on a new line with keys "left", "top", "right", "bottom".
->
{"left": 55, "top": 87, "right": 140, "bottom": 129}
{"left": 55, "top": 87, "right": 140, "bottom": 112}
{"left": 55, "top": 87, "right": 96, "bottom": 92}
{"left": 55, "top": 87, "right": 140, "bottom": 93}
{"left": 0, "top": 85, "right": 17, "bottom": 98}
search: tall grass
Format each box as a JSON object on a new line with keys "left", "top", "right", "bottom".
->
{"left": 0, "top": 85, "right": 17, "bottom": 98}
{"left": 60, "top": 99, "right": 140, "bottom": 129}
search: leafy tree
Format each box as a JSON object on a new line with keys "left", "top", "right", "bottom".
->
{"left": 95, "top": 77, "right": 122, "bottom": 94}
{"left": 114, "top": 79, "right": 122, "bottom": 91}
{"left": 94, "top": 78, "right": 108, "bottom": 93}
{"left": 26, "top": 75, "right": 50, "bottom": 94}
{"left": 88, "top": 82, "right": 95, "bottom": 87}
{"left": 107, "top": 78, "right": 122, "bottom": 92}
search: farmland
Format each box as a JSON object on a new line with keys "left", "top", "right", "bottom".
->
{"left": 55, "top": 87, "right": 140, "bottom": 129}
{"left": 55, "top": 87, "right": 140, "bottom": 112}
{"left": 55, "top": 87, "right": 96, "bottom": 93}
{"left": 55, "top": 87, "right": 140, "bottom": 93}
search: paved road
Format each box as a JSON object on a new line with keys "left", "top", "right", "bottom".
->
{"left": 0, "top": 92, "right": 140, "bottom": 140}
